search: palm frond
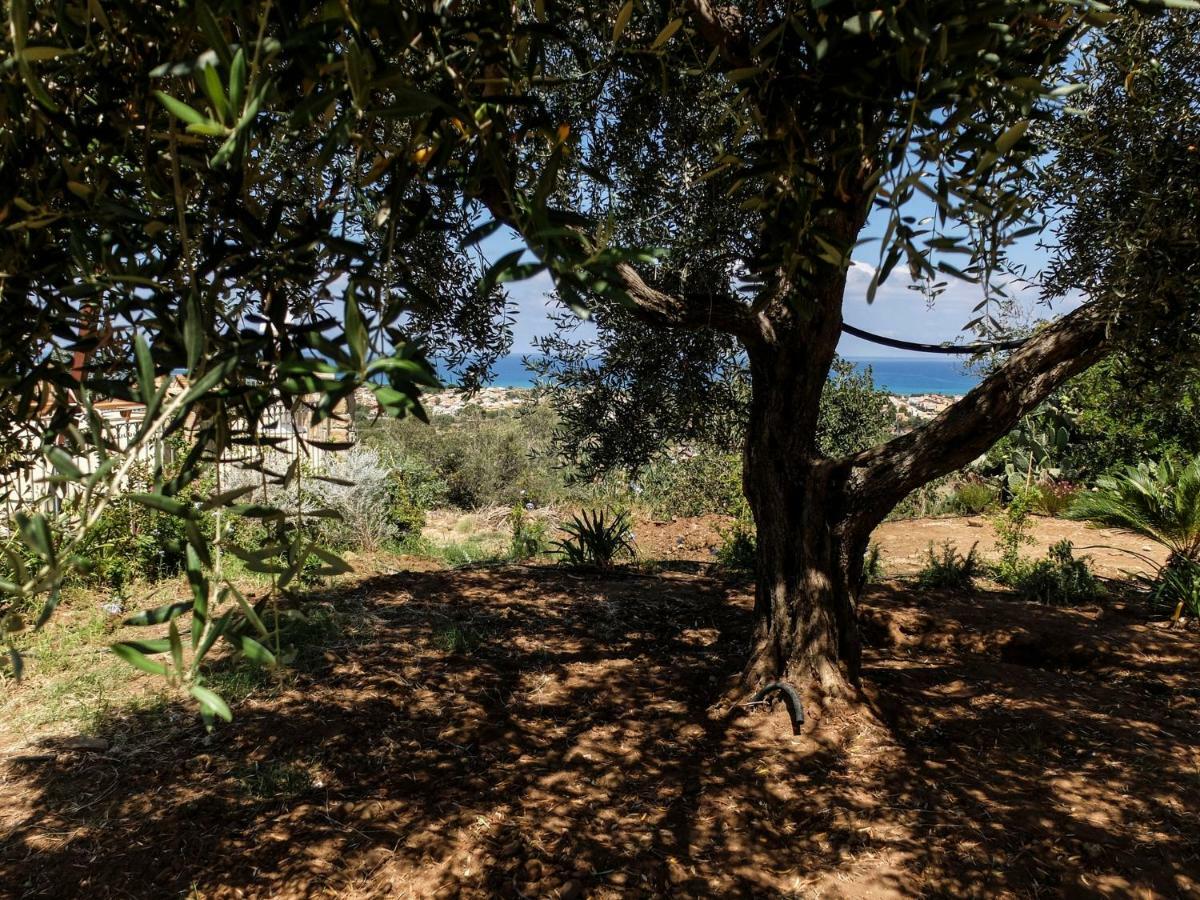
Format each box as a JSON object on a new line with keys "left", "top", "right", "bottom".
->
{"left": 1068, "top": 455, "right": 1200, "bottom": 560}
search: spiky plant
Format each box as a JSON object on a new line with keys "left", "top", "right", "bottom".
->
{"left": 551, "top": 509, "right": 635, "bottom": 569}
{"left": 1068, "top": 456, "right": 1200, "bottom": 563}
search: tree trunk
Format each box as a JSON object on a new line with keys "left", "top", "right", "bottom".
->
{"left": 739, "top": 310, "right": 868, "bottom": 710}
{"left": 742, "top": 421, "right": 866, "bottom": 709}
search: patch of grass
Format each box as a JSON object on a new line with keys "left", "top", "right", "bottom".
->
{"left": 403, "top": 533, "right": 507, "bottom": 568}
{"left": 917, "top": 542, "right": 982, "bottom": 591}
{"left": 432, "top": 623, "right": 486, "bottom": 655}
{"left": 235, "top": 760, "right": 317, "bottom": 801}
{"left": 1, "top": 597, "right": 152, "bottom": 733}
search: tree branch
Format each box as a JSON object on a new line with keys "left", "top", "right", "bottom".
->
{"left": 684, "top": 1, "right": 749, "bottom": 66}
{"left": 613, "top": 262, "right": 764, "bottom": 344}
{"left": 843, "top": 301, "right": 1116, "bottom": 524}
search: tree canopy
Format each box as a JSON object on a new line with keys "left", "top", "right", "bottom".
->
{"left": 2, "top": 1, "right": 1198, "bottom": 710}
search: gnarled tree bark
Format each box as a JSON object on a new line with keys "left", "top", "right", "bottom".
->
{"left": 736, "top": 297, "right": 1119, "bottom": 710}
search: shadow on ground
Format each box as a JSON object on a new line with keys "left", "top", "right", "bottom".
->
{"left": 1, "top": 567, "right": 1198, "bottom": 898}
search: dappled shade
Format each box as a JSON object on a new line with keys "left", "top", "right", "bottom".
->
{"left": 2, "top": 567, "right": 1197, "bottom": 897}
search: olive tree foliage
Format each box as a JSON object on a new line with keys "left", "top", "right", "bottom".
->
{"left": 0, "top": 0, "right": 527, "bottom": 718}
{"left": 471, "top": 0, "right": 1200, "bottom": 698}
{"left": 1038, "top": 11, "right": 1200, "bottom": 473}
{"left": 2, "top": 1, "right": 1197, "bottom": 708}
{"left": 1041, "top": 9, "right": 1200, "bottom": 349}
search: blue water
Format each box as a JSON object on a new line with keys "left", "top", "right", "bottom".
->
{"left": 846, "top": 358, "right": 980, "bottom": 396}
{"left": 476, "top": 355, "right": 980, "bottom": 396}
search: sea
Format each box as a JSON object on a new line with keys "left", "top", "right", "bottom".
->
{"left": 478, "top": 355, "right": 980, "bottom": 397}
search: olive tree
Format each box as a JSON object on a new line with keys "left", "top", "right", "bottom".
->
{"left": 3, "top": 0, "right": 1197, "bottom": 717}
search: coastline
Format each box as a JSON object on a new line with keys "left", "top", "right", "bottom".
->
{"left": 365, "top": 385, "right": 963, "bottom": 425}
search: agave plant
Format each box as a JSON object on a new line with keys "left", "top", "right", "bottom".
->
{"left": 1068, "top": 456, "right": 1200, "bottom": 562}
{"left": 551, "top": 509, "right": 635, "bottom": 569}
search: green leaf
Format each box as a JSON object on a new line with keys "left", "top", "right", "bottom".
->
{"left": 307, "top": 544, "right": 353, "bottom": 576}
{"left": 189, "top": 684, "right": 232, "bottom": 722}
{"left": 239, "top": 635, "right": 276, "bottom": 667}
{"left": 112, "top": 642, "right": 169, "bottom": 676}
{"left": 46, "top": 447, "right": 82, "bottom": 480}
{"left": 184, "top": 292, "right": 204, "bottom": 373}
{"left": 199, "top": 484, "right": 259, "bottom": 510}
{"left": 201, "top": 61, "right": 230, "bottom": 122}
{"left": 344, "top": 291, "right": 367, "bottom": 368}
{"left": 480, "top": 249, "right": 525, "bottom": 295}
{"left": 21, "top": 46, "right": 74, "bottom": 61}
{"left": 168, "top": 619, "right": 184, "bottom": 674}
{"left": 185, "top": 120, "right": 229, "bottom": 137}
{"left": 155, "top": 91, "right": 207, "bottom": 126}
{"left": 34, "top": 589, "right": 60, "bottom": 630}
{"left": 121, "top": 639, "right": 172, "bottom": 654}
{"left": 129, "top": 493, "right": 190, "bottom": 516}
{"left": 649, "top": 18, "right": 682, "bottom": 49}
{"left": 194, "top": 611, "right": 232, "bottom": 664}
{"left": 229, "top": 586, "right": 269, "bottom": 639}
{"left": 17, "top": 513, "right": 54, "bottom": 564}
{"left": 133, "top": 332, "right": 155, "bottom": 408}
{"left": 995, "top": 120, "right": 1029, "bottom": 155}
{"left": 124, "top": 601, "right": 192, "bottom": 627}
{"left": 612, "top": 0, "right": 633, "bottom": 43}
{"left": 229, "top": 48, "right": 246, "bottom": 111}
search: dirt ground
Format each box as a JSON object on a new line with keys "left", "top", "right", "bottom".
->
{"left": 635, "top": 513, "right": 1171, "bottom": 578}
{"left": 0, "top": 519, "right": 1197, "bottom": 898}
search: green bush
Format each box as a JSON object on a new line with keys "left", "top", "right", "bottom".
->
{"left": 863, "top": 543, "right": 884, "bottom": 584}
{"left": 359, "top": 402, "right": 564, "bottom": 510}
{"left": 1004, "top": 540, "right": 1101, "bottom": 605}
{"left": 552, "top": 509, "right": 635, "bottom": 568}
{"left": 76, "top": 463, "right": 209, "bottom": 592}
{"left": 1151, "top": 557, "right": 1200, "bottom": 620}
{"left": 951, "top": 479, "right": 998, "bottom": 515}
{"left": 714, "top": 517, "right": 756, "bottom": 573}
{"left": 1033, "top": 479, "right": 1079, "bottom": 517}
{"left": 639, "top": 451, "right": 746, "bottom": 519}
{"left": 917, "top": 542, "right": 982, "bottom": 591}
{"left": 992, "top": 487, "right": 1037, "bottom": 583}
{"left": 508, "top": 504, "right": 548, "bottom": 561}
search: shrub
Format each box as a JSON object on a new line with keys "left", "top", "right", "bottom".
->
{"left": 951, "top": 479, "right": 998, "bottom": 515}
{"left": 1068, "top": 455, "right": 1200, "bottom": 562}
{"left": 1153, "top": 558, "right": 1200, "bottom": 620}
{"left": 639, "top": 451, "right": 746, "bottom": 519}
{"left": 359, "top": 402, "right": 564, "bottom": 510}
{"left": 76, "top": 462, "right": 206, "bottom": 591}
{"left": 552, "top": 509, "right": 635, "bottom": 568}
{"left": 1005, "top": 540, "right": 1101, "bottom": 605}
{"left": 508, "top": 504, "right": 548, "bottom": 561}
{"left": 714, "top": 517, "right": 756, "bottom": 573}
{"left": 917, "top": 542, "right": 982, "bottom": 591}
{"left": 308, "top": 447, "right": 399, "bottom": 552}
{"left": 992, "top": 487, "right": 1037, "bottom": 582}
{"left": 863, "top": 543, "right": 884, "bottom": 584}
{"left": 1033, "top": 480, "right": 1079, "bottom": 517}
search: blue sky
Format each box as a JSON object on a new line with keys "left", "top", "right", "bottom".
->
{"left": 500, "top": 231, "right": 1081, "bottom": 360}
